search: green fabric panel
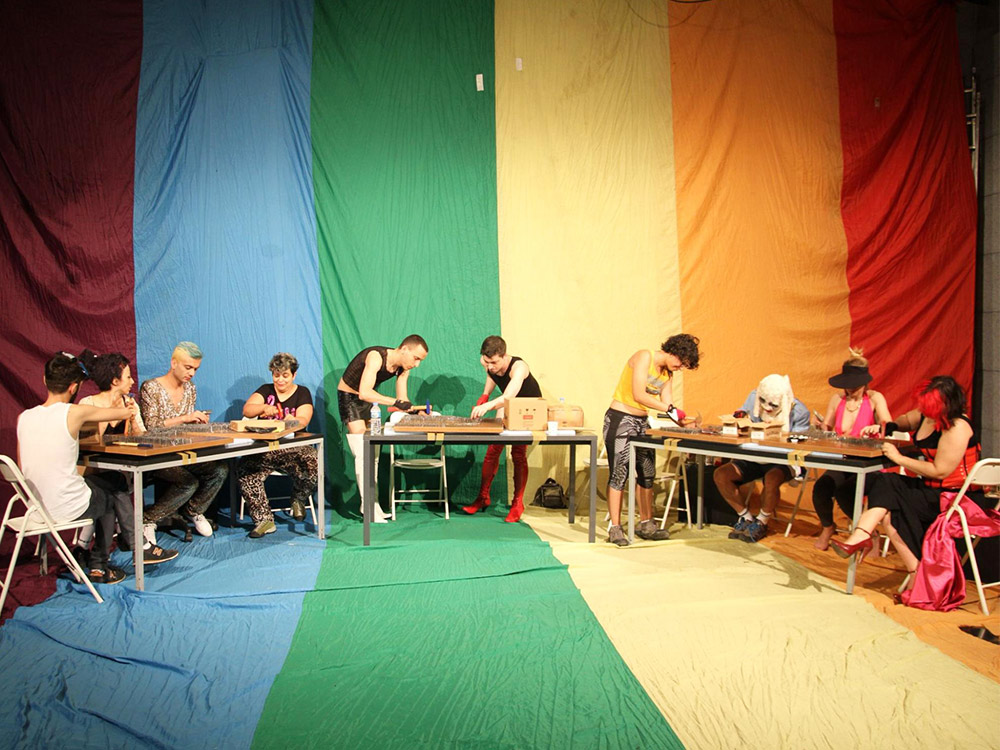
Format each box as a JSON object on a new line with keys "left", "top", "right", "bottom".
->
{"left": 252, "top": 511, "right": 683, "bottom": 749}
{"left": 312, "top": 0, "right": 503, "bottom": 509}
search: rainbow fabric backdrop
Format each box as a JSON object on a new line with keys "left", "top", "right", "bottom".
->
{"left": 0, "top": 0, "right": 976, "bottom": 483}
{"left": 0, "top": 3, "right": 984, "bottom": 747}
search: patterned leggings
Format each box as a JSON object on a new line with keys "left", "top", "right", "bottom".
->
{"left": 603, "top": 408, "right": 655, "bottom": 492}
{"left": 238, "top": 446, "right": 319, "bottom": 524}
{"left": 144, "top": 462, "right": 229, "bottom": 524}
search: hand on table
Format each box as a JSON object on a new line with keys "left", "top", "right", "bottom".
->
{"left": 259, "top": 403, "right": 279, "bottom": 418}
{"left": 187, "top": 410, "right": 210, "bottom": 424}
{"left": 471, "top": 403, "right": 491, "bottom": 419}
{"left": 860, "top": 424, "right": 882, "bottom": 438}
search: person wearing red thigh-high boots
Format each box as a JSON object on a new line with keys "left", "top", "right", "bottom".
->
{"left": 463, "top": 336, "right": 542, "bottom": 522}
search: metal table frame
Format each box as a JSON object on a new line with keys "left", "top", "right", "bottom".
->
{"left": 80, "top": 434, "right": 325, "bottom": 590}
{"left": 628, "top": 436, "right": 886, "bottom": 594}
{"left": 362, "top": 430, "right": 598, "bottom": 546}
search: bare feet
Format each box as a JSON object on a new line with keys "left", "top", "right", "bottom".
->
{"left": 814, "top": 525, "right": 836, "bottom": 551}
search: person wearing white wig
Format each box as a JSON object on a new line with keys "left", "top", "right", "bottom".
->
{"left": 713, "top": 374, "right": 811, "bottom": 542}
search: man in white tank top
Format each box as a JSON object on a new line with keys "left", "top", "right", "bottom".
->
{"left": 17, "top": 353, "right": 177, "bottom": 584}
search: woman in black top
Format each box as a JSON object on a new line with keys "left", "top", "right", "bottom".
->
{"left": 239, "top": 352, "right": 317, "bottom": 538}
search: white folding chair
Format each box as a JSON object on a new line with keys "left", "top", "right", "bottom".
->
{"left": 239, "top": 470, "right": 317, "bottom": 525}
{"left": 0, "top": 454, "right": 103, "bottom": 613}
{"left": 941, "top": 458, "right": 1000, "bottom": 615}
{"left": 389, "top": 445, "right": 449, "bottom": 520}
{"left": 656, "top": 452, "right": 692, "bottom": 529}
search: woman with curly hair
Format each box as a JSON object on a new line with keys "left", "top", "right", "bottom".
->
{"left": 603, "top": 334, "right": 700, "bottom": 547}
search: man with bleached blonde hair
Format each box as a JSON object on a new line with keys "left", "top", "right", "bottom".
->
{"left": 138, "top": 341, "right": 228, "bottom": 540}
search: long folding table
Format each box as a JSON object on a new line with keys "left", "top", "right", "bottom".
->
{"left": 80, "top": 433, "right": 324, "bottom": 590}
{"left": 628, "top": 429, "right": 889, "bottom": 594}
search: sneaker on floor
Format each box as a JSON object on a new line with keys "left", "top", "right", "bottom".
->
{"left": 728, "top": 516, "right": 752, "bottom": 539}
{"left": 740, "top": 518, "right": 769, "bottom": 543}
{"left": 189, "top": 513, "right": 214, "bottom": 537}
{"left": 607, "top": 524, "right": 630, "bottom": 547}
{"left": 290, "top": 500, "right": 306, "bottom": 522}
{"left": 143, "top": 544, "right": 179, "bottom": 564}
{"left": 249, "top": 520, "right": 276, "bottom": 538}
{"left": 143, "top": 522, "right": 158, "bottom": 547}
{"left": 88, "top": 565, "right": 127, "bottom": 585}
{"left": 635, "top": 519, "right": 671, "bottom": 541}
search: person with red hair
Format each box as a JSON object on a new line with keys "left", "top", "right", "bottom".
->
{"left": 830, "top": 376, "right": 985, "bottom": 585}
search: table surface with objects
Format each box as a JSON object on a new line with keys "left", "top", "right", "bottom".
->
{"left": 79, "top": 431, "right": 324, "bottom": 591}
{"left": 628, "top": 426, "right": 892, "bottom": 595}
{"left": 361, "top": 425, "right": 598, "bottom": 546}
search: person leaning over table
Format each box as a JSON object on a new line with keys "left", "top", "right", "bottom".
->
{"left": 336, "top": 335, "right": 428, "bottom": 523}
{"left": 138, "top": 341, "right": 228, "bottom": 541}
{"left": 16, "top": 353, "right": 173, "bottom": 585}
{"left": 76, "top": 349, "right": 178, "bottom": 564}
{"left": 812, "top": 348, "right": 892, "bottom": 551}
{"left": 604, "top": 334, "right": 701, "bottom": 547}
{"left": 713, "top": 373, "right": 812, "bottom": 544}
{"left": 462, "top": 335, "right": 542, "bottom": 523}
{"left": 238, "top": 352, "right": 318, "bottom": 539}
{"left": 830, "top": 376, "right": 985, "bottom": 591}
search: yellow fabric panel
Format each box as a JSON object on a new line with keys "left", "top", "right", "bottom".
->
{"left": 494, "top": 0, "right": 683, "bottom": 475}
{"left": 669, "top": 1, "right": 852, "bottom": 419}
{"left": 522, "top": 510, "right": 1000, "bottom": 748}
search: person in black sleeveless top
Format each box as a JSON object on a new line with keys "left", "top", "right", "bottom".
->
{"left": 463, "top": 336, "right": 542, "bottom": 523}
{"left": 830, "top": 376, "right": 984, "bottom": 588}
{"left": 337, "top": 334, "right": 429, "bottom": 522}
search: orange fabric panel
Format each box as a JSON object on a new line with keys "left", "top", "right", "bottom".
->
{"left": 669, "top": 1, "right": 851, "bottom": 419}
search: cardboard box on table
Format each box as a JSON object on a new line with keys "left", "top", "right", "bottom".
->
{"left": 504, "top": 398, "right": 548, "bottom": 431}
{"left": 719, "top": 415, "right": 783, "bottom": 439}
{"left": 547, "top": 403, "right": 584, "bottom": 428}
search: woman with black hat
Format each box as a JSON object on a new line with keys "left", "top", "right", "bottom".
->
{"left": 813, "top": 348, "right": 892, "bottom": 550}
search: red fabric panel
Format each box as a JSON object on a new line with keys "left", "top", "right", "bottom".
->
{"left": 0, "top": 2, "right": 141, "bottom": 619}
{"left": 0, "top": 2, "right": 141, "bottom": 454}
{"left": 835, "top": 0, "right": 976, "bottom": 412}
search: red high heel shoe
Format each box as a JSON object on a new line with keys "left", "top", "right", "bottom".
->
{"left": 830, "top": 530, "right": 874, "bottom": 563}
{"left": 462, "top": 495, "right": 491, "bottom": 515}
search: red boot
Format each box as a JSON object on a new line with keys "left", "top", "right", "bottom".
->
{"left": 504, "top": 498, "right": 524, "bottom": 523}
{"left": 464, "top": 444, "right": 503, "bottom": 514}
{"left": 462, "top": 495, "right": 491, "bottom": 514}
{"left": 505, "top": 445, "right": 529, "bottom": 523}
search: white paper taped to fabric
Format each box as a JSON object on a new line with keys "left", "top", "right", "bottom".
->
{"left": 475, "top": 73, "right": 484, "bottom": 91}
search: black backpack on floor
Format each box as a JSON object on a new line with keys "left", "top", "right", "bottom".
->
{"left": 532, "top": 478, "right": 567, "bottom": 509}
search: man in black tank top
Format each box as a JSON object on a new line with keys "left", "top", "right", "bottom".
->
{"left": 464, "top": 335, "right": 540, "bottom": 522}
{"left": 336, "top": 335, "right": 429, "bottom": 523}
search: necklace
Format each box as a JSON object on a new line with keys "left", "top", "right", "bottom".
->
{"left": 844, "top": 399, "right": 861, "bottom": 412}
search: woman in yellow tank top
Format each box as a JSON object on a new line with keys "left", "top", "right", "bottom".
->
{"left": 604, "top": 334, "right": 701, "bottom": 547}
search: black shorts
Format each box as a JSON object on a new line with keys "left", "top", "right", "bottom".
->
{"left": 338, "top": 390, "right": 370, "bottom": 424}
{"left": 729, "top": 460, "right": 793, "bottom": 484}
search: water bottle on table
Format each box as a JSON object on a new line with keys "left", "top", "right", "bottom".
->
{"left": 370, "top": 403, "right": 382, "bottom": 435}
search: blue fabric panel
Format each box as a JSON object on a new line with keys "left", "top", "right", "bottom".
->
{"left": 132, "top": 0, "right": 320, "bottom": 424}
{"left": 0, "top": 525, "right": 325, "bottom": 749}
